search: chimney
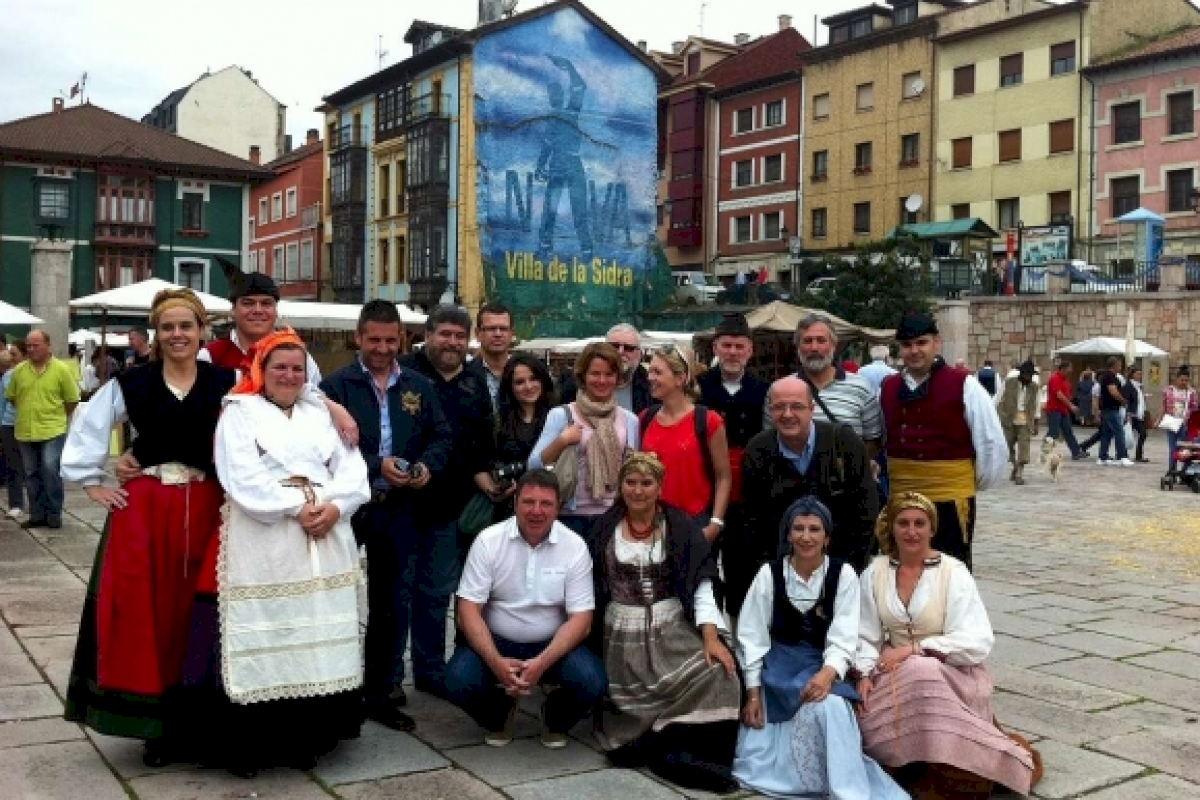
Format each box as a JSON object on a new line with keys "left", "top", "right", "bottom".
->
{"left": 637, "top": 40, "right": 647, "bottom": 52}
{"left": 52, "top": 97, "right": 64, "bottom": 112}
{"left": 734, "top": 33, "right": 751, "bottom": 45}
{"left": 779, "top": 14, "right": 793, "bottom": 31}
{"left": 249, "top": 145, "right": 261, "bottom": 165}
{"left": 284, "top": 134, "right": 293, "bottom": 154}
{"left": 307, "top": 128, "right": 319, "bottom": 145}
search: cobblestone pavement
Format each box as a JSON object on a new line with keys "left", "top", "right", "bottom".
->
{"left": 1, "top": 431, "right": 1199, "bottom": 799}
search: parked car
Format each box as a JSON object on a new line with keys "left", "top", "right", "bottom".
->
{"left": 673, "top": 271, "right": 722, "bottom": 305}
{"left": 805, "top": 277, "right": 837, "bottom": 297}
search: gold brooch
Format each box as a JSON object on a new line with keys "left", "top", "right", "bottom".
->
{"left": 401, "top": 391, "right": 422, "bottom": 415}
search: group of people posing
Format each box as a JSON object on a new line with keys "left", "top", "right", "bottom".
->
{"left": 47, "top": 262, "right": 1038, "bottom": 798}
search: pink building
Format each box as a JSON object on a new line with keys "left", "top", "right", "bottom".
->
{"left": 1086, "top": 28, "right": 1200, "bottom": 266}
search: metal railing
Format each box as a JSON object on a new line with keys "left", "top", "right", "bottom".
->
{"left": 330, "top": 125, "right": 368, "bottom": 150}
{"left": 405, "top": 93, "right": 451, "bottom": 125}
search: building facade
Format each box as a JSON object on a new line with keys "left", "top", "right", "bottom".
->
{"left": 144, "top": 66, "right": 287, "bottom": 163}
{"left": 1085, "top": 27, "right": 1200, "bottom": 265}
{"left": 248, "top": 131, "right": 324, "bottom": 300}
{"left": 0, "top": 101, "right": 266, "bottom": 308}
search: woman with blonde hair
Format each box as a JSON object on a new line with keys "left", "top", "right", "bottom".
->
{"left": 855, "top": 492, "right": 1040, "bottom": 799}
{"left": 63, "top": 289, "right": 236, "bottom": 768}
{"left": 638, "top": 344, "right": 731, "bottom": 542}
{"left": 530, "top": 341, "right": 639, "bottom": 539}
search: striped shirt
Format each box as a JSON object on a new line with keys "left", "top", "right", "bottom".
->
{"left": 764, "top": 368, "right": 885, "bottom": 442}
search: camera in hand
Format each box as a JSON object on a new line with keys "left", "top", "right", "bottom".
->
{"left": 492, "top": 461, "right": 526, "bottom": 489}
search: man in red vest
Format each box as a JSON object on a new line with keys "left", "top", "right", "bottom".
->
{"left": 878, "top": 312, "right": 1007, "bottom": 569}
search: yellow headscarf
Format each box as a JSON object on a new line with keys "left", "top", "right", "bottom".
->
{"left": 230, "top": 327, "right": 306, "bottom": 396}
{"left": 619, "top": 451, "right": 666, "bottom": 485}
{"left": 874, "top": 491, "right": 939, "bottom": 558}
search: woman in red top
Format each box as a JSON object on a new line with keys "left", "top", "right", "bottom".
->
{"left": 640, "top": 345, "right": 731, "bottom": 542}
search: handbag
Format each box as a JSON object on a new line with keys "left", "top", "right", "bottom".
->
{"left": 552, "top": 444, "right": 580, "bottom": 507}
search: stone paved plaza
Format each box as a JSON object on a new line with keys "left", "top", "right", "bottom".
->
{"left": 2, "top": 431, "right": 1200, "bottom": 799}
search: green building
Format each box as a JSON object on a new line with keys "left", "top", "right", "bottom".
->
{"left": 0, "top": 100, "right": 268, "bottom": 311}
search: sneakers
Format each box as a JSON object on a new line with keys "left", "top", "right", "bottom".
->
{"left": 484, "top": 703, "right": 518, "bottom": 747}
{"left": 541, "top": 730, "right": 569, "bottom": 749}
{"left": 5, "top": 507, "right": 22, "bottom": 520}
{"left": 1118, "top": 458, "right": 1135, "bottom": 467}
{"left": 1097, "top": 458, "right": 1111, "bottom": 466}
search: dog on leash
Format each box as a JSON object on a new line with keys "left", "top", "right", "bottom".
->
{"left": 1040, "top": 437, "right": 1064, "bottom": 482}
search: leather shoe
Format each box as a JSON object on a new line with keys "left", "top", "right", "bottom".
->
{"left": 20, "top": 518, "right": 48, "bottom": 529}
{"left": 389, "top": 686, "right": 408, "bottom": 708}
{"left": 366, "top": 703, "right": 416, "bottom": 732}
{"left": 413, "top": 678, "right": 446, "bottom": 700}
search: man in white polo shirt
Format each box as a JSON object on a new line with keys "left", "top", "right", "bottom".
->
{"left": 444, "top": 469, "right": 606, "bottom": 749}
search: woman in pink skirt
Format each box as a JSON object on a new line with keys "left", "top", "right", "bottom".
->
{"left": 855, "top": 492, "right": 1041, "bottom": 799}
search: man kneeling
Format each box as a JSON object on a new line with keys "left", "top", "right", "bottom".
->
{"left": 445, "top": 469, "right": 607, "bottom": 748}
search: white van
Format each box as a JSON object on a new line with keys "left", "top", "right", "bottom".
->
{"left": 673, "top": 271, "right": 721, "bottom": 305}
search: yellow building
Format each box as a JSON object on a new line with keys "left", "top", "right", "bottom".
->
{"left": 933, "top": 0, "right": 1200, "bottom": 259}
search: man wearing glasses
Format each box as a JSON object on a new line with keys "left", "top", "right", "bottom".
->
{"left": 561, "top": 323, "right": 651, "bottom": 413}
{"left": 468, "top": 302, "right": 515, "bottom": 411}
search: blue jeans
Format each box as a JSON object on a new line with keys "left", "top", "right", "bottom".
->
{"left": 1046, "top": 411, "right": 1081, "bottom": 458}
{"left": 397, "top": 519, "right": 461, "bottom": 687}
{"left": 1098, "top": 409, "right": 1128, "bottom": 461}
{"left": 444, "top": 635, "right": 607, "bottom": 733}
{"left": 0, "top": 425, "right": 28, "bottom": 511}
{"left": 1169, "top": 430, "right": 1182, "bottom": 471}
{"left": 17, "top": 434, "right": 66, "bottom": 522}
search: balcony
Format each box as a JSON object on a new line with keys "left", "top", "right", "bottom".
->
{"left": 301, "top": 202, "right": 322, "bottom": 229}
{"left": 93, "top": 223, "right": 156, "bottom": 247}
{"left": 405, "top": 93, "right": 451, "bottom": 126}
{"left": 330, "top": 125, "right": 369, "bottom": 151}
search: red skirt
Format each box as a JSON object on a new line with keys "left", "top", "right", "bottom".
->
{"left": 94, "top": 475, "right": 224, "bottom": 696}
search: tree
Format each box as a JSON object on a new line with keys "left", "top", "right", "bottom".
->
{"left": 814, "top": 235, "right": 933, "bottom": 330}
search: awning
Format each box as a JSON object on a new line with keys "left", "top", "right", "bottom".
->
{"left": 276, "top": 301, "right": 426, "bottom": 331}
{"left": 0, "top": 300, "right": 43, "bottom": 326}
{"left": 888, "top": 218, "right": 999, "bottom": 239}
{"left": 695, "top": 301, "right": 895, "bottom": 346}
{"left": 69, "top": 278, "right": 231, "bottom": 317}
{"left": 1053, "top": 336, "right": 1168, "bottom": 358}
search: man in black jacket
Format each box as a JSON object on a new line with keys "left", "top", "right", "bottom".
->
{"left": 560, "top": 323, "right": 651, "bottom": 413}
{"left": 321, "top": 300, "right": 454, "bottom": 730}
{"left": 398, "top": 305, "right": 497, "bottom": 696}
{"left": 740, "top": 376, "right": 877, "bottom": 605}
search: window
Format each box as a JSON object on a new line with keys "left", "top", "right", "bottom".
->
{"left": 687, "top": 51, "right": 701, "bottom": 76}
{"left": 397, "top": 162, "right": 406, "bottom": 213}
{"left": 1168, "top": 169, "right": 1195, "bottom": 212}
{"left": 182, "top": 192, "right": 204, "bottom": 230}
{"left": 285, "top": 242, "right": 299, "bottom": 282}
{"left": 762, "top": 211, "right": 783, "bottom": 240}
{"left": 733, "top": 216, "right": 752, "bottom": 243}
{"left": 1049, "top": 119, "right": 1075, "bottom": 153}
{"left": 998, "top": 129, "right": 1022, "bottom": 163}
{"left": 379, "top": 164, "right": 390, "bottom": 216}
{"left": 813, "top": 93, "right": 830, "bottom": 119}
{"left": 1111, "top": 176, "right": 1140, "bottom": 217}
{"left": 672, "top": 149, "right": 699, "bottom": 180}
{"left": 1051, "top": 41, "right": 1076, "bottom": 76}
{"left": 996, "top": 198, "right": 1020, "bottom": 230}
{"left": 1000, "top": 53, "right": 1023, "bottom": 87}
{"left": 953, "top": 65, "right": 975, "bottom": 97}
{"left": 394, "top": 235, "right": 406, "bottom": 283}
{"left": 258, "top": 197, "right": 268, "bottom": 224}
{"left": 248, "top": 251, "right": 258, "bottom": 272}
{"left": 899, "top": 197, "right": 918, "bottom": 225}
{"left": 272, "top": 245, "right": 284, "bottom": 278}
{"left": 952, "top": 137, "right": 973, "bottom": 169}
{"left": 894, "top": 2, "right": 917, "bottom": 24}
{"left": 812, "top": 207, "right": 828, "bottom": 237}
{"left": 271, "top": 192, "right": 283, "bottom": 221}
{"left": 902, "top": 72, "right": 923, "bottom": 99}
{"left": 37, "top": 182, "right": 70, "bottom": 220}
{"left": 177, "top": 261, "right": 205, "bottom": 291}
{"left": 1049, "top": 191, "right": 1071, "bottom": 223}
{"left": 258, "top": 248, "right": 266, "bottom": 273}
{"left": 734, "top": 160, "right": 753, "bottom": 187}
{"left": 378, "top": 239, "right": 390, "bottom": 285}
{"left": 901, "top": 133, "right": 920, "bottom": 165}
{"left": 765, "top": 100, "right": 784, "bottom": 127}
{"left": 951, "top": 203, "right": 971, "bottom": 220}
{"left": 856, "top": 83, "right": 874, "bottom": 111}
{"left": 763, "top": 154, "right": 783, "bottom": 183}
{"left": 853, "top": 202, "right": 871, "bottom": 233}
{"left": 812, "top": 150, "right": 828, "bottom": 181}
{"left": 285, "top": 188, "right": 297, "bottom": 217}
{"left": 735, "top": 108, "right": 754, "bottom": 134}
{"left": 854, "top": 142, "right": 872, "bottom": 173}
{"left": 851, "top": 16, "right": 872, "bottom": 38}
{"left": 831, "top": 25, "right": 849, "bottom": 44}
{"left": 1169, "top": 91, "right": 1194, "bottom": 136}
{"left": 1113, "top": 101, "right": 1141, "bottom": 144}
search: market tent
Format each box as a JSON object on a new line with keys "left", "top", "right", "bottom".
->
{"left": 276, "top": 301, "right": 426, "bottom": 331}
{"left": 1053, "top": 336, "right": 1167, "bottom": 358}
{"left": 515, "top": 337, "right": 576, "bottom": 354}
{"left": 69, "top": 330, "right": 136, "bottom": 348}
{"left": 696, "top": 301, "right": 895, "bottom": 346}
{"left": 69, "top": 278, "right": 231, "bottom": 316}
{"left": 0, "top": 300, "right": 42, "bottom": 325}
{"left": 549, "top": 331, "right": 697, "bottom": 355}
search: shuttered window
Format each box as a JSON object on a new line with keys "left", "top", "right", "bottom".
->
{"left": 952, "top": 137, "right": 972, "bottom": 169}
{"left": 1000, "top": 54, "right": 1023, "bottom": 87}
{"left": 998, "top": 129, "right": 1021, "bottom": 163}
{"left": 1169, "top": 91, "right": 1194, "bottom": 135}
{"left": 813, "top": 93, "right": 830, "bottom": 119}
{"left": 953, "top": 65, "right": 975, "bottom": 97}
{"left": 1049, "top": 119, "right": 1075, "bottom": 153}
{"left": 1051, "top": 41, "right": 1076, "bottom": 75}
{"left": 1049, "top": 191, "right": 1071, "bottom": 223}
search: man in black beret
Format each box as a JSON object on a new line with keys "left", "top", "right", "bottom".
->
{"left": 878, "top": 311, "right": 1008, "bottom": 569}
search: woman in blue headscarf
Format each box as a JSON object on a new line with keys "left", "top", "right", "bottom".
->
{"left": 732, "top": 497, "right": 906, "bottom": 799}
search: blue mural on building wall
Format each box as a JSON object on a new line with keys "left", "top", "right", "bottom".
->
{"left": 473, "top": 7, "right": 660, "bottom": 335}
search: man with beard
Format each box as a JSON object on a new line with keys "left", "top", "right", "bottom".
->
{"left": 879, "top": 311, "right": 1007, "bottom": 569}
{"left": 467, "top": 302, "right": 514, "bottom": 411}
{"left": 697, "top": 313, "right": 769, "bottom": 616}
{"left": 561, "top": 323, "right": 651, "bottom": 414}
{"left": 399, "top": 305, "right": 497, "bottom": 697}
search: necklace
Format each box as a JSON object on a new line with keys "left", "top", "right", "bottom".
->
{"left": 625, "top": 512, "right": 658, "bottom": 540}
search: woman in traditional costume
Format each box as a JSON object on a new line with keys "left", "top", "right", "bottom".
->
{"left": 203, "top": 329, "right": 370, "bottom": 776}
{"left": 856, "top": 492, "right": 1041, "bottom": 799}
{"left": 733, "top": 497, "right": 906, "bottom": 799}
{"left": 591, "top": 453, "right": 742, "bottom": 794}
{"left": 63, "top": 289, "right": 235, "bottom": 767}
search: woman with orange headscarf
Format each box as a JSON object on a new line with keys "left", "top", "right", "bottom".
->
{"left": 62, "top": 289, "right": 237, "bottom": 766}
{"left": 208, "top": 329, "right": 370, "bottom": 776}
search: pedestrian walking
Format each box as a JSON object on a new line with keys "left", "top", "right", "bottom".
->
{"left": 0, "top": 348, "right": 28, "bottom": 519}
{"left": 1044, "top": 359, "right": 1084, "bottom": 459}
{"left": 998, "top": 361, "right": 1040, "bottom": 484}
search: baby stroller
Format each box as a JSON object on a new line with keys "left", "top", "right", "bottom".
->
{"left": 1161, "top": 409, "right": 1200, "bottom": 492}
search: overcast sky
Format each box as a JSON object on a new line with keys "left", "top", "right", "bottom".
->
{"left": 0, "top": 0, "right": 861, "bottom": 148}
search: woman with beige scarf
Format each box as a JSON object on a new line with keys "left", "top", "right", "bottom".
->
{"left": 530, "top": 342, "right": 639, "bottom": 542}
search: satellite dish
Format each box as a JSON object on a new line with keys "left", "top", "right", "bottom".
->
{"left": 911, "top": 77, "right": 926, "bottom": 95}
{"left": 905, "top": 194, "right": 924, "bottom": 213}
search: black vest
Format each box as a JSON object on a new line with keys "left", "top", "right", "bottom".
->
{"left": 769, "top": 556, "right": 844, "bottom": 650}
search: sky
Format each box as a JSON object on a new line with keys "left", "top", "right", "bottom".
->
{"left": 0, "top": 0, "right": 862, "bottom": 148}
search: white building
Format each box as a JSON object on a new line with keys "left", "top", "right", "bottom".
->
{"left": 143, "top": 66, "right": 286, "bottom": 163}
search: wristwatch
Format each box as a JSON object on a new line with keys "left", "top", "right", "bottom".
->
{"left": 709, "top": 517, "right": 725, "bottom": 530}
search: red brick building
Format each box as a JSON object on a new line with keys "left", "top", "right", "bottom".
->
{"left": 248, "top": 130, "right": 323, "bottom": 299}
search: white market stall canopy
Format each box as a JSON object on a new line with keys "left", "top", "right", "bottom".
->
{"left": 0, "top": 300, "right": 43, "bottom": 325}
{"left": 1053, "top": 337, "right": 1168, "bottom": 358}
{"left": 69, "top": 329, "right": 139, "bottom": 348}
{"left": 276, "top": 301, "right": 426, "bottom": 332}
{"left": 695, "top": 301, "right": 896, "bottom": 346}
{"left": 515, "top": 338, "right": 576, "bottom": 354}
{"left": 69, "top": 278, "right": 231, "bottom": 317}
{"left": 548, "top": 330, "right": 696, "bottom": 356}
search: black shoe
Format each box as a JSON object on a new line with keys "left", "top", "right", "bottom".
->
{"left": 20, "top": 518, "right": 48, "bottom": 529}
{"left": 366, "top": 702, "right": 416, "bottom": 732}
{"left": 1136, "top": 457, "right": 1151, "bottom": 463}
{"left": 47, "top": 517, "right": 62, "bottom": 529}
{"left": 142, "top": 740, "right": 172, "bottom": 769}
{"left": 389, "top": 686, "right": 408, "bottom": 707}
{"left": 413, "top": 678, "right": 446, "bottom": 700}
